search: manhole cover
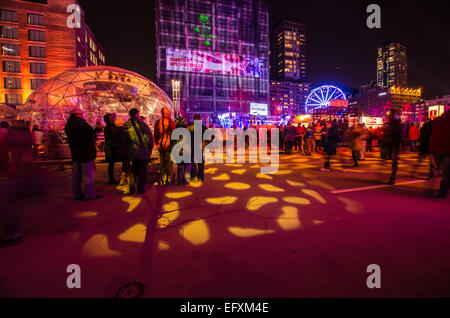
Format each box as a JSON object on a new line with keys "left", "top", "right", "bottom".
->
{"left": 116, "top": 282, "right": 146, "bottom": 298}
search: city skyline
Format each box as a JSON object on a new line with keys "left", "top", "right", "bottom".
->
{"left": 76, "top": 0, "right": 450, "bottom": 99}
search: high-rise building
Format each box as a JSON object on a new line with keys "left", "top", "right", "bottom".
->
{"left": 156, "top": 0, "right": 270, "bottom": 121}
{"left": 377, "top": 42, "right": 407, "bottom": 89}
{"left": 270, "top": 20, "right": 307, "bottom": 82}
{"left": 269, "top": 20, "right": 309, "bottom": 115}
{"left": 270, "top": 80, "right": 310, "bottom": 116}
{"left": 0, "top": 0, "right": 106, "bottom": 107}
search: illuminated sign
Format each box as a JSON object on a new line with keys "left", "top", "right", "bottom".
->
{"left": 429, "top": 105, "right": 445, "bottom": 120}
{"left": 362, "top": 117, "right": 384, "bottom": 126}
{"left": 166, "top": 48, "right": 264, "bottom": 78}
{"left": 250, "top": 103, "right": 268, "bottom": 116}
{"left": 329, "top": 99, "right": 348, "bottom": 108}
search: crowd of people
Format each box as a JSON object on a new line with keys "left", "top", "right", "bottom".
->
{"left": 278, "top": 110, "right": 450, "bottom": 196}
{"left": 63, "top": 107, "right": 209, "bottom": 201}
{"left": 1, "top": 108, "right": 449, "bottom": 248}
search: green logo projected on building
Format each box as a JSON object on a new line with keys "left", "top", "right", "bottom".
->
{"left": 194, "top": 13, "right": 217, "bottom": 46}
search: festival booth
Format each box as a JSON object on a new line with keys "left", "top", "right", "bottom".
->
{"left": 17, "top": 66, "right": 174, "bottom": 159}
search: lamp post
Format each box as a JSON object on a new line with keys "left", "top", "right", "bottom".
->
{"left": 171, "top": 79, "right": 181, "bottom": 118}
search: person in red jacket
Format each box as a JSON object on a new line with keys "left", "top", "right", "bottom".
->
{"left": 409, "top": 123, "right": 420, "bottom": 152}
{"left": 154, "top": 107, "right": 176, "bottom": 186}
{"left": 428, "top": 110, "right": 450, "bottom": 199}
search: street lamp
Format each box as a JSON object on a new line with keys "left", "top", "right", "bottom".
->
{"left": 171, "top": 79, "right": 181, "bottom": 118}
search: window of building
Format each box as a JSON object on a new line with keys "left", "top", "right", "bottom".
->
{"left": 28, "top": 30, "right": 45, "bottom": 42}
{"left": 5, "top": 94, "right": 22, "bottom": 105}
{"left": 4, "top": 77, "right": 21, "bottom": 89}
{"left": 90, "top": 51, "right": 97, "bottom": 65}
{"left": 89, "top": 38, "right": 97, "bottom": 52}
{"left": 0, "top": 9, "right": 18, "bottom": 22}
{"left": 27, "top": 13, "right": 45, "bottom": 26}
{"left": 3, "top": 60, "right": 20, "bottom": 73}
{"left": 1, "top": 43, "right": 19, "bottom": 56}
{"left": 0, "top": 26, "right": 19, "bottom": 39}
{"left": 29, "top": 46, "right": 46, "bottom": 58}
{"left": 30, "top": 62, "right": 46, "bottom": 74}
{"left": 31, "top": 78, "right": 46, "bottom": 90}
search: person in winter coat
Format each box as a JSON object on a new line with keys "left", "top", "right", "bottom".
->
{"left": 321, "top": 122, "right": 340, "bottom": 172}
{"left": 428, "top": 110, "right": 450, "bottom": 198}
{"left": 408, "top": 123, "right": 420, "bottom": 152}
{"left": 124, "top": 108, "right": 154, "bottom": 194}
{"left": 283, "top": 122, "right": 297, "bottom": 155}
{"left": 174, "top": 116, "right": 190, "bottom": 185}
{"left": 154, "top": 107, "right": 175, "bottom": 186}
{"left": 349, "top": 125, "right": 363, "bottom": 168}
{"left": 104, "top": 113, "right": 118, "bottom": 185}
{"left": 305, "top": 123, "right": 315, "bottom": 156}
{"left": 111, "top": 118, "right": 131, "bottom": 187}
{"left": 411, "top": 119, "right": 434, "bottom": 179}
{"left": 64, "top": 107, "right": 102, "bottom": 201}
{"left": 188, "top": 114, "right": 207, "bottom": 182}
{"left": 385, "top": 113, "right": 402, "bottom": 185}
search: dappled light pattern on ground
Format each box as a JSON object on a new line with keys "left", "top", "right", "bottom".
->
{"left": 277, "top": 206, "right": 301, "bottom": 230}
{"left": 225, "top": 182, "right": 251, "bottom": 190}
{"left": 259, "top": 184, "right": 285, "bottom": 192}
{"left": 122, "top": 197, "right": 142, "bottom": 213}
{"left": 81, "top": 234, "right": 121, "bottom": 257}
{"left": 282, "top": 197, "right": 311, "bottom": 205}
{"left": 206, "top": 197, "right": 238, "bottom": 205}
{"left": 246, "top": 197, "right": 279, "bottom": 211}
{"left": 119, "top": 224, "right": 147, "bottom": 243}
{"left": 180, "top": 220, "right": 210, "bottom": 246}
{"left": 228, "top": 227, "right": 275, "bottom": 238}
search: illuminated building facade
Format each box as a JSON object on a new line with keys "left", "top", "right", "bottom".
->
{"left": 377, "top": 42, "right": 407, "bottom": 89}
{"left": 270, "top": 81, "right": 310, "bottom": 116}
{"left": 156, "top": 0, "right": 270, "bottom": 121}
{"left": 409, "top": 95, "right": 450, "bottom": 122}
{"left": 389, "top": 86, "right": 422, "bottom": 112}
{"left": 270, "top": 20, "right": 307, "bottom": 81}
{"left": 0, "top": 0, "right": 106, "bottom": 108}
{"left": 269, "top": 20, "right": 309, "bottom": 116}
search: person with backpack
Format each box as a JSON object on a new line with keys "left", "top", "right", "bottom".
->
{"left": 154, "top": 107, "right": 175, "bottom": 186}
{"left": 124, "top": 108, "right": 154, "bottom": 194}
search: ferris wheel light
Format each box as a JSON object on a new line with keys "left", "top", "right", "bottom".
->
{"left": 305, "top": 85, "right": 347, "bottom": 114}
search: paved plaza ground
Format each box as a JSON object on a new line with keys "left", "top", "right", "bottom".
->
{"left": 0, "top": 148, "right": 449, "bottom": 298}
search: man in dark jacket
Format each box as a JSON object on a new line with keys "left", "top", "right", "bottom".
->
{"left": 321, "top": 122, "right": 340, "bottom": 172}
{"left": 283, "top": 122, "right": 297, "bottom": 155}
{"left": 64, "top": 107, "right": 102, "bottom": 201}
{"left": 104, "top": 113, "right": 118, "bottom": 185}
{"left": 385, "top": 112, "right": 402, "bottom": 185}
{"left": 429, "top": 110, "right": 450, "bottom": 199}
{"left": 125, "top": 108, "right": 154, "bottom": 194}
{"left": 187, "top": 114, "right": 207, "bottom": 182}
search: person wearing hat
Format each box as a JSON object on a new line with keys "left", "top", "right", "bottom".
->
{"left": 64, "top": 107, "right": 103, "bottom": 201}
{"left": 124, "top": 108, "right": 154, "bottom": 194}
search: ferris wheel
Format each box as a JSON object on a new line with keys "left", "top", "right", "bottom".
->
{"left": 305, "top": 85, "right": 347, "bottom": 114}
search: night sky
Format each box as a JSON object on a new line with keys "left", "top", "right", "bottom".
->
{"left": 77, "top": 0, "right": 450, "bottom": 98}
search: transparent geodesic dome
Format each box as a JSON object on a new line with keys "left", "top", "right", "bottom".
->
{"left": 18, "top": 66, "right": 174, "bottom": 131}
